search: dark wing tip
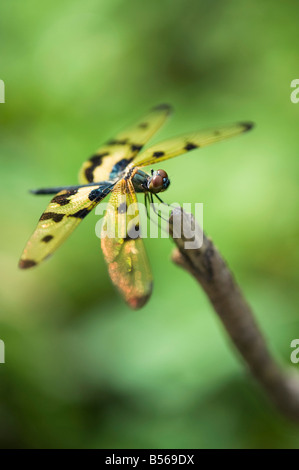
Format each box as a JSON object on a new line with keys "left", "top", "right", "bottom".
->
{"left": 19, "top": 259, "right": 37, "bottom": 269}
{"left": 127, "top": 282, "right": 153, "bottom": 310}
{"left": 128, "top": 295, "right": 151, "bottom": 310}
{"left": 29, "top": 188, "right": 48, "bottom": 195}
{"left": 240, "top": 121, "right": 255, "bottom": 132}
{"left": 152, "top": 103, "right": 173, "bottom": 114}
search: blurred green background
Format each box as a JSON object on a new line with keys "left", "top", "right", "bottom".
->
{"left": 1, "top": 0, "right": 299, "bottom": 449}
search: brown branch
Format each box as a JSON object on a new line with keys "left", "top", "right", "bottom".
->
{"left": 169, "top": 207, "right": 299, "bottom": 422}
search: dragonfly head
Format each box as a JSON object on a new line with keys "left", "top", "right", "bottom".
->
{"left": 148, "top": 169, "right": 170, "bottom": 193}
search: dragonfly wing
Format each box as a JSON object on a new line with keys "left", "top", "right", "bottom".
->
{"left": 101, "top": 178, "right": 153, "bottom": 309}
{"left": 132, "top": 122, "right": 253, "bottom": 167}
{"left": 19, "top": 183, "right": 113, "bottom": 268}
{"left": 79, "top": 104, "right": 172, "bottom": 184}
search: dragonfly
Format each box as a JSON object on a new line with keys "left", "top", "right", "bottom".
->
{"left": 19, "top": 104, "right": 253, "bottom": 309}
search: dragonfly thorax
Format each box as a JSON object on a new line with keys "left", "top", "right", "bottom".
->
{"left": 131, "top": 168, "right": 170, "bottom": 194}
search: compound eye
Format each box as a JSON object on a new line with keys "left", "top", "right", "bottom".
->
{"left": 162, "top": 177, "right": 170, "bottom": 190}
{"left": 151, "top": 174, "right": 164, "bottom": 190}
{"left": 156, "top": 169, "right": 168, "bottom": 179}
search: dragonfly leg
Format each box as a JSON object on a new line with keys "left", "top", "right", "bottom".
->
{"left": 150, "top": 193, "right": 166, "bottom": 221}
{"left": 144, "top": 193, "right": 151, "bottom": 221}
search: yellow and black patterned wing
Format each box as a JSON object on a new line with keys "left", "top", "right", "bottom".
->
{"left": 101, "top": 178, "right": 152, "bottom": 309}
{"left": 79, "top": 104, "right": 172, "bottom": 184}
{"left": 131, "top": 122, "right": 253, "bottom": 168}
{"left": 19, "top": 183, "right": 113, "bottom": 269}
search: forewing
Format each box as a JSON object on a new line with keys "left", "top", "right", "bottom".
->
{"left": 101, "top": 179, "right": 152, "bottom": 309}
{"left": 79, "top": 104, "right": 172, "bottom": 184}
{"left": 132, "top": 122, "right": 253, "bottom": 167}
{"left": 19, "top": 183, "right": 113, "bottom": 268}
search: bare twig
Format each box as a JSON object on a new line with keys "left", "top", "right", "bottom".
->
{"left": 169, "top": 207, "right": 299, "bottom": 421}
